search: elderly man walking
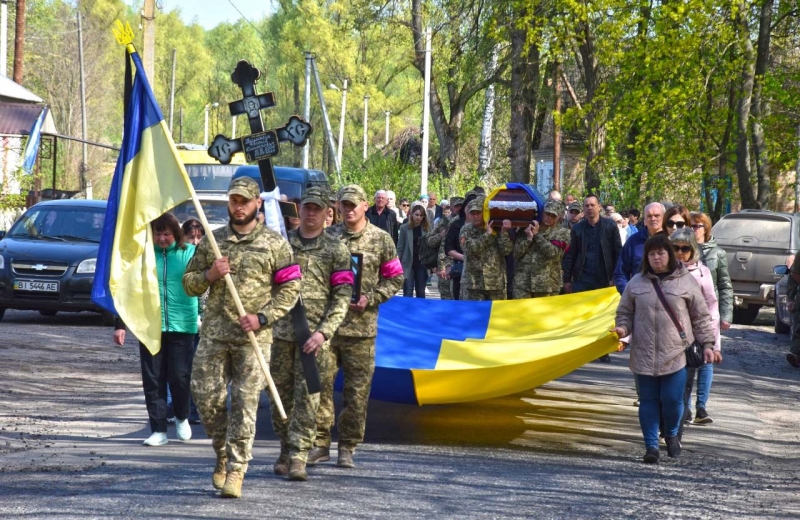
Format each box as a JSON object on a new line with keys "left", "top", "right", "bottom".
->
{"left": 366, "top": 189, "right": 398, "bottom": 244}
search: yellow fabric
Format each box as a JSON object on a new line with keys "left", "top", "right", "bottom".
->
{"left": 411, "top": 288, "right": 620, "bottom": 405}
{"left": 110, "top": 119, "right": 194, "bottom": 355}
{"left": 482, "top": 184, "right": 506, "bottom": 225}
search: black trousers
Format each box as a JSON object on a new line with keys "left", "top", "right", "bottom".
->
{"left": 139, "top": 332, "right": 195, "bottom": 433}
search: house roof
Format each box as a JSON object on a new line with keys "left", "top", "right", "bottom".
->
{"left": 0, "top": 75, "right": 44, "bottom": 103}
{"left": 0, "top": 102, "right": 58, "bottom": 136}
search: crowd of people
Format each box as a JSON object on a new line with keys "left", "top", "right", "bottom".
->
{"left": 112, "top": 178, "right": 737, "bottom": 499}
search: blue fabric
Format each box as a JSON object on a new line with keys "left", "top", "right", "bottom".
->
{"left": 21, "top": 107, "right": 48, "bottom": 174}
{"left": 695, "top": 363, "right": 713, "bottom": 409}
{"left": 613, "top": 227, "right": 650, "bottom": 294}
{"left": 636, "top": 368, "right": 687, "bottom": 448}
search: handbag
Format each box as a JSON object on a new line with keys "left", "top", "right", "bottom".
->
{"left": 449, "top": 260, "right": 463, "bottom": 280}
{"left": 650, "top": 279, "right": 705, "bottom": 369}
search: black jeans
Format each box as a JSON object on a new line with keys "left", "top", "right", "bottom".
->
{"left": 139, "top": 332, "right": 195, "bottom": 433}
{"left": 403, "top": 263, "right": 428, "bottom": 298}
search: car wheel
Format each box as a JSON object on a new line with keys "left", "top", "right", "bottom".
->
{"left": 775, "top": 311, "right": 791, "bottom": 334}
{"left": 733, "top": 306, "right": 761, "bottom": 325}
{"left": 39, "top": 310, "right": 57, "bottom": 317}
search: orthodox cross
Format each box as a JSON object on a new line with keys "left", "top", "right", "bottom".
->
{"left": 207, "top": 60, "right": 313, "bottom": 217}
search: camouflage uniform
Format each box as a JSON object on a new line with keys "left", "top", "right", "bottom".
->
{"left": 459, "top": 198, "right": 513, "bottom": 301}
{"left": 183, "top": 178, "right": 302, "bottom": 475}
{"left": 427, "top": 214, "right": 452, "bottom": 299}
{"left": 315, "top": 185, "right": 404, "bottom": 453}
{"left": 513, "top": 200, "right": 571, "bottom": 299}
{"left": 270, "top": 189, "right": 353, "bottom": 465}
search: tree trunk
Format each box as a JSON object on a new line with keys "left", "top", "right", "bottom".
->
{"left": 734, "top": 1, "right": 758, "bottom": 209}
{"left": 478, "top": 45, "right": 499, "bottom": 184}
{"left": 577, "top": 20, "right": 604, "bottom": 193}
{"left": 13, "top": 0, "right": 25, "bottom": 83}
{"left": 751, "top": 0, "right": 773, "bottom": 209}
{"left": 715, "top": 79, "right": 737, "bottom": 222}
{"left": 508, "top": 17, "right": 540, "bottom": 185}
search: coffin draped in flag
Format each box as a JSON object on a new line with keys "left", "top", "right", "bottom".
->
{"left": 91, "top": 46, "right": 194, "bottom": 355}
{"left": 366, "top": 288, "right": 620, "bottom": 405}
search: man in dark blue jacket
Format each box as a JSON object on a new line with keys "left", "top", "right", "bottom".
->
{"left": 613, "top": 202, "right": 665, "bottom": 294}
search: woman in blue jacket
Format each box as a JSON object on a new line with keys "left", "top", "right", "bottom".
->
{"left": 113, "top": 213, "right": 199, "bottom": 446}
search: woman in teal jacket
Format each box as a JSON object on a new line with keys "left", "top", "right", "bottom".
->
{"left": 114, "top": 213, "right": 199, "bottom": 446}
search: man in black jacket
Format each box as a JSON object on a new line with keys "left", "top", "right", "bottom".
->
{"left": 366, "top": 189, "right": 398, "bottom": 244}
{"left": 562, "top": 195, "right": 622, "bottom": 360}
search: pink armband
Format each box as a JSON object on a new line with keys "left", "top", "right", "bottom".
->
{"left": 550, "top": 240, "right": 569, "bottom": 253}
{"left": 274, "top": 264, "right": 302, "bottom": 285}
{"left": 380, "top": 258, "right": 403, "bottom": 279}
{"left": 330, "top": 269, "right": 355, "bottom": 287}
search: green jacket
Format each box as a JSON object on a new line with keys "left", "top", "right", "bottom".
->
{"left": 155, "top": 241, "right": 198, "bottom": 334}
{"left": 699, "top": 237, "right": 733, "bottom": 324}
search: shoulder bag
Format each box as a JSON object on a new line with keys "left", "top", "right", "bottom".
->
{"left": 650, "top": 278, "right": 705, "bottom": 369}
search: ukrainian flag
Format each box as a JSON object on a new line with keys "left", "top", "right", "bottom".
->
{"left": 91, "top": 46, "right": 194, "bottom": 355}
{"left": 365, "top": 288, "right": 621, "bottom": 405}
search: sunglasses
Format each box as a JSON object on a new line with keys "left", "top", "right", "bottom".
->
{"left": 400, "top": 203, "right": 409, "bottom": 207}
{"left": 666, "top": 220, "right": 686, "bottom": 229}
{"left": 691, "top": 224, "right": 705, "bottom": 230}
{"left": 673, "top": 245, "right": 693, "bottom": 254}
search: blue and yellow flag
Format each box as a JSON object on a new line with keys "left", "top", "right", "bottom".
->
{"left": 91, "top": 45, "right": 194, "bottom": 355}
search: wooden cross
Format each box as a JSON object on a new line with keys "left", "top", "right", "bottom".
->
{"left": 208, "top": 60, "right": 313, "bottom": 217}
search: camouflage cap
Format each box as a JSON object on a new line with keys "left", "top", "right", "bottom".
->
{"left": 466, "top": 197, "right": 485, "bottom": 213}
{"left": 227, "top": 177, "right": 261, "bottom": 200}
{"left": 450, "top": 196, "right": 465, "bottom": 207}
{"left": 544, "top": 199, "right": 565, "bottom": 216}
{"left": 338, "top": 184, "right": 368, "bottom": 205}
{"left": 301, "top": 187, "right": 329, "bottom": 209}
{"left": 568, "top": 201, "right": 583, "bottom": 212}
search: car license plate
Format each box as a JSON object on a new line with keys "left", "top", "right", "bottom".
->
{"left": 14, "top": 280, "right": 59, "bottom": 292}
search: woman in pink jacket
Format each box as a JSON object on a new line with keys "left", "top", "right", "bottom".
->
{"left": 612, "top": 234, "right": 715, "bottom": 464}
{"left": 670, "top": 228, "right": 723, "bottom": 427}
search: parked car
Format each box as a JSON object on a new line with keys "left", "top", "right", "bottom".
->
{"left": 0, "top": 199, "right": 110, "bottom": 322}
{"left": 774, "top": 264, "right": 791, "bottom": 334}
{"left": 711, "top": 210, "right": 800, "bottom": 324}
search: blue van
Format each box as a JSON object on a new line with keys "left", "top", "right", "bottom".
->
{"left": 232, "top": 165, "right": 331, "bottom": 201}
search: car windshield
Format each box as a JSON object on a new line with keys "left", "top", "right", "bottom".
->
{"left": 173, "top": 200, "right": 229, "bottom": 224}
{"left": 186, "top": 164, "right": 240, "bottom": 191}
{"left": 8, "top": 206, "right": 105, "bottom": 242}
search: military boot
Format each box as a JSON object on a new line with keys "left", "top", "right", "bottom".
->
{"left": 220, "top": 469, "right": 244, "bottom": 499}
{"left": 337, "top": 448, "right": 355, "bottom": 468}
{"left": 273, "top": 452, "right": 289, "bottom": 476}
{"left": 306, "top": 446, "right": 330, "bottom": 466}
{"left": 212, "top": 454, "right": 227, "bottom": 490}
{"left": 288, "top": 458, "right": 308, "bottom": 481}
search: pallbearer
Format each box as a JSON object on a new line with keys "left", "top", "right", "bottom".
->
{"left": 270, "top": 187, "right": 353, "bottom": 481}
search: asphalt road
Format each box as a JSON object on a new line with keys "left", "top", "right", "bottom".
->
{"left": 1, "top": 307, "right": 799, "bottom": 519}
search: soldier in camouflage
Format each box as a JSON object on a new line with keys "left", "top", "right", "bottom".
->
{"left": 513, "top": 199, "right": 572, "bottom": 299}
{"left": 426, "top": 197, "right": 463, "bottom": 300}
{"left": 270, "top": 187, "right": 353, "bottom": 482}
{"left": 309, "top": 184, "right": 404, "bottom": 468}
{"left": 183, "top": 177, "right": 302, "bottom": 499}
{"left": 459, "top": 197, "right": 513, "bottom": 301}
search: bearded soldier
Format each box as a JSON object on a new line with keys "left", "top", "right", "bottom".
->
{"left": 309, "top": 184, "right": 404, "bottom": 468}
{"left": 513, "top": 199, "right": 571, "bottom": 299}
{"left": 270, "top": 187, "right": 353, "bottom": 481}
{"left": 183, "top": 177, "right": 301, "bottom": 498}
{"left": 458, "top": 197, "right": 513, "bottom": 301}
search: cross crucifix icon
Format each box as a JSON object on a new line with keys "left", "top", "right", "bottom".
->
{"left": 207, "top": 60, "right": 313, "bottom": 217}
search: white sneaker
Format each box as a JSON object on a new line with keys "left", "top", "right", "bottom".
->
{"left": 143, "top": 432, "right": 168, "bottom": 446}
{"left": 175, "top": 419, "right": 192, "bottom": 441}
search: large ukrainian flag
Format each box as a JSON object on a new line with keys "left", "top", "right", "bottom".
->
{"left": 91, "top": 45, "right": 194, "bottom": 355}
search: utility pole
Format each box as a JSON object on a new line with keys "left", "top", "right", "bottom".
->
{"left": 384, "top": 111, "right": 391, "bottom": 146}
{"left": 1, "top": 0, "right": 8, "bottom": 77}
{"left": 168, "top": 49, "right": 177, "bottom": 134}
{"left": 302, "top": 52, "right": 312, "bottom": 169}
{"left": 420, "top": 26, "right": 432, "bottom": 195}
{"left": 363, "top": 94, "right": 370, "bottom": 161}
{"left": 310, "top": 57, "right": 341, "bottom": 181}
{"left": 12, "top": 0, "right": 24, "bottom": 83}
{"left": 337, "top": 78, "right": 347, "bottom": 170}
{"left": 77, "top": 11, "right": 88, "bottom": 191}
{"left": 179, "top": 107, "right": 183, "bottom": 143}
{"left": 142, "top": 0, "right": 155, "bottom": 83}
{"left": 204, "top": 104, "right": 210, "bottom": 147}
{"left": 795, "top": 123, "right": 800, "bottom": 213}
{"left": 553, "top": 63, "right": 562, "bottom": 192}
{"left": 232, "top": 116, "right": 237, "bottom": 139}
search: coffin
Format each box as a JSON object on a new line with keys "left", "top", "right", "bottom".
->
{"left": 483, "top": 183, "right": 546, "bottom": 230}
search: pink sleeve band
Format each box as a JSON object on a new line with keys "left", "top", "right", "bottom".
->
{"left": 274, "top": 264, "right": 302, "bottom": 285}
{"left": 380, "top": 258, "right": 404, "bottom": 279}
{"left": 330, "top": 270, "right": 355, "bottom": 287}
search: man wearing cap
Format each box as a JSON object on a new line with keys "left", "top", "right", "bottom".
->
{"left": 513, "top": 200, "right": 571, "bottom": 299}
{"left": 426, "top": 196, "right": 462, "bottom": 300}
{"left": 563, "top": 200, "right": 583, "bottom": 230}
{"left": 269, "top": 187, "right": 353, "bottom": 482}
{"left": 183, "top": 176, "right": 302, "bottom": 498}
{"left": 310, "top": 184, "right": 404, "bottom": 468}
{"left": 459, "top": 197, "right": 513, "bottom": 301}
